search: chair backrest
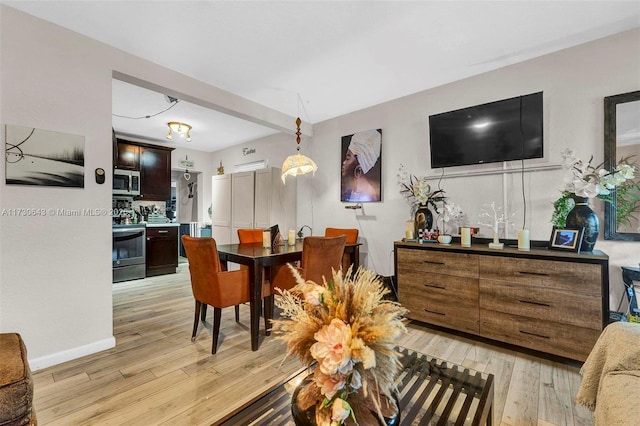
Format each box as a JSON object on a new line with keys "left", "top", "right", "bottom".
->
{"left": 181, "top": 235, "right": 226, "bottom": 305}
{"left": 324, "top": 227, "right": 359, "bottom": 244}
{"left": 237, "top": 228, "right": 264, "bottom": 244}
{"left": 301, "top": 235, "right": 347, "bottom": 284}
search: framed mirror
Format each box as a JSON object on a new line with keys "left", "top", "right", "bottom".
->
{"left": 604, "top": 90, "right": 640, "bottom": 241}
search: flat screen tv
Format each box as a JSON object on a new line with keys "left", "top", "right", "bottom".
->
{"left": 429, "top": 92, "right": 543, "bottom": 169}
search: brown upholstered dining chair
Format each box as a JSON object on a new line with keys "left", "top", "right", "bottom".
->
{"left": 324, "top": 227, "right": 358, "bottom": 272}
{"left": 237, "top": 228, "right": 272, "bottom": 332}
{"left": 266, "top": 235, "right": 347, "bottom": 334}
{"left": 237, "top": 228, "right": 263, "bottom": 244}
{"left": 181, "top": 235, "right": 250, "bottom": 354}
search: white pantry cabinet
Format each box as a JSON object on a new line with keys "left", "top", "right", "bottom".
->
{"left": 211, "top": 168, "right": 296, "bottom": 244}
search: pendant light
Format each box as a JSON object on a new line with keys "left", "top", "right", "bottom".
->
{"left": 281, "top": 117, "right": 317, "bottom": 183}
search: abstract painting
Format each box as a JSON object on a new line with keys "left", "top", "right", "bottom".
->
{"left": 5, "top": 124, "right": 85, "bottom": 187}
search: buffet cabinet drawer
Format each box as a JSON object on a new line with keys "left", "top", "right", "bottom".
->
{"left": 396, "top": 248, "right": 478, "bottom": 278}
{"left": 480, "top": 310, "right": 601, "bottom": 361}
{"left": 479, "top": 257, "right": 601, "bottom": 294}
{"left": 479, "top": 280, "right": 602, "bottom": 330}
{"left": 398, "top": 271, "right": 479, "bottom": 334}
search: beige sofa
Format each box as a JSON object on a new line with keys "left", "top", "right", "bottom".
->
{"left": 575, "top": 322, "right": 640, "bottom": 425}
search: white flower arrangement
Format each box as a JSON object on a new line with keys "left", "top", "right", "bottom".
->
{"left": 562, "top": 148, "right": 635, "bottom": 198}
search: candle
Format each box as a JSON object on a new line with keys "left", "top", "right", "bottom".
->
{"left": 262, "top": 230, "right": 271, "bottom": 248}
{"left": 461, "top": 227, "right": 471, "bottom": 247}
{"left": 405, "top": 229, "right": 414, "bottom": 240}
{"left": 288, "top": 229, "right": 296, "bottom": 246}
{"left": 518, "top": 229, "right": 530, "bottom": 251}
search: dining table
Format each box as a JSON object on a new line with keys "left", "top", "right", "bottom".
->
{"left": 216, "top": 240, "right": 361, "bottom": 351}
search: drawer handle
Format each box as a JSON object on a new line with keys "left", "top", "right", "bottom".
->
{"left": 517, "top": 271, "right": 549, "bottom": 277}
{"left": 519, "top": 330, "right": 550, "bottom": 339}
{"left": 518, "top": 299, "right": 551, "bottom": 308}
{"left": 157, "top": 230, "right": 169, "bottom": 234}
{"left": 424, "top": 284, "right": 446, "bottom": 290}
{"left": 424, "top": 309, "right": 445, "bottom": 316}
{"left": 423, "top": 260, "right": 445, "bottom": 265}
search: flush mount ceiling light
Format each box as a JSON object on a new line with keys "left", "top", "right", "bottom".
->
{"left": 166, "top": 121, "right": 192, "bottom": 142}
{"left": 281, "top": 117, "right": 317, "bottom": 183}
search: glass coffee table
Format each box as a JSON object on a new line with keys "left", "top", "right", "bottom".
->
{"left": 214, "top": 347, "right": 494, "bottom": 425}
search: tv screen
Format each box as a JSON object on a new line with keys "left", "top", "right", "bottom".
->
{"left": 429, "top": 92, "right": 543, "bottom": 169}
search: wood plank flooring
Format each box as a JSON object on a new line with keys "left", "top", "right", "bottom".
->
{"left": 32, "top": 264, "right": 594, "bottom": 425}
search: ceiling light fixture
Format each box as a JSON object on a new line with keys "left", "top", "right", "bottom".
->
{"left": 281, "top": 117, "right": 317, "bottom": 183}
{"left": 166, "top": 121, "right": 192, "bottom": 141}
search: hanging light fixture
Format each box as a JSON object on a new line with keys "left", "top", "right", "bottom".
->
{"left": 281, "top": 117, "right": 317, "bottom": 183}
{"left": 166, "top": 121, "right": 192, "bottom": 141}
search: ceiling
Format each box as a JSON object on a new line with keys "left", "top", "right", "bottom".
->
{"left": 6, "top": 1, "right": 640, "bottom": 152}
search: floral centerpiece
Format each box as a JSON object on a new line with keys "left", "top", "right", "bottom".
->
{"left": 552, "top": 149, "right": 638, "bottom": 227}
{"left": 398, "top": 165, "right": 446, "bottom": 236}
{"left": 271, "top": 266, "right": 408, "bottom": 426}
{"left": 397, "top": 165, "right": 446, "bottom": 212}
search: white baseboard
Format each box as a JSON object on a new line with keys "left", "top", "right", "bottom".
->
{"left": 28, "top": 337, "right": 116, "bottom": 371}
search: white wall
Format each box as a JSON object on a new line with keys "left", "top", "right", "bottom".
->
{"left": 0, "top": 6, "right": 297, "bottom": 369}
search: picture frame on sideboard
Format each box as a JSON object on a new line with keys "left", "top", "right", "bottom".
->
{"left": 549, "top": 227, "right": 584, "bottom": 253}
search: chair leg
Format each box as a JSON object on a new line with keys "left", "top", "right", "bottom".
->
{"left": 201, "top": 304, "right": 208, "bottom": 321}
{"left": 192, "top": 300, "right": 202, "bottom": 342}
{"left": 235, "top": 305, "right": 240, "bottom": 322}
{"left": 264, "top": 295, "right": 274, "bottom": 336}
{"left": 212, "top": 307, "right": 222, "bottom": 354}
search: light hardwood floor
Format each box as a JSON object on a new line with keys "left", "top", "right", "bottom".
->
{"left": 32, "top": 264, "right": 594, "bottom": 425}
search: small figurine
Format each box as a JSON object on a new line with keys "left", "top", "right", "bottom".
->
{"left": 217, "top": 161, "right": 224, "bottom": 175}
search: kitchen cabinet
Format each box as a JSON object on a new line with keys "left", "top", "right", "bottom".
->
{"left": 211, "top": 168, "right": 296, "bottom": 244}
{"left": 140, "top": 145, "right": 172, "bottom": 201}
{"left": 113, "top": 139, "right": 173, "bottom": 200}
{"left": 394, "top": 241, "right": 609, "bottom": 361}
{"left": 114, "top": 140, "right": 140, "bottom": 170}
{"left": 146, "top": 226, "right": 178, "bottom": 276}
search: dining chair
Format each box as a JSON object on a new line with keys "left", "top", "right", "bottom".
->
{"left": 181, "top": 235, "right": 251, "bottom": 354}
{"left": 266, "top": 235, "right": 347, "bottom": 334}
{"left": 237, "top": 228, "right": 264, "bottom": 244}
{"left": 237, "top": 228, "right": 272, "bottom": 331}
{"left": 324, "top": 227, "right": 359, "bottom": 272}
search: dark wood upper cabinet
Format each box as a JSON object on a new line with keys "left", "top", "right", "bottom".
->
{"left": 113, "top": 138, "right": 173, "bottom": 200}
{"left": 114, "top": 141, "right": 140, "bottom": 170}
{"left": 140, "top": 145, "right": 172, "bottom": 201}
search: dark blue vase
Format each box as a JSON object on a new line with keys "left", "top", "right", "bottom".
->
{"left": 414, "top": 204, "right": 433, "bottom": 237}
{"left": 565, "top": 195, "right": 599, "bottom": 252}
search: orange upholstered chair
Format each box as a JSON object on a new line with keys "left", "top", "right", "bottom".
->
{"left": 266, "top": 235, "right": 347, "bottom": 334}
{"left": 237, "top": 228, "right": 264, "bottom": 244}
{"left": 181, "top": 235, "right": 251, "bottom": 354}
{"left": 324, "top": 227, "right": 358, "bottom": 271}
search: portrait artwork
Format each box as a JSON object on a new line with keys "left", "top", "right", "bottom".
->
{"left": 340, "top": 129, "right": 382, "bottom": 202}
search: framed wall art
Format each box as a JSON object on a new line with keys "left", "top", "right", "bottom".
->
{"left": 5, "top": 124, "right": 85, "bottom": 188}
{"left": 340, "top": 129, "right": 382, "bottom": 202}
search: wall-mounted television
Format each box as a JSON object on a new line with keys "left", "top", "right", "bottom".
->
{"left": 429, "top": 92, "right": 543, "bottom": 169}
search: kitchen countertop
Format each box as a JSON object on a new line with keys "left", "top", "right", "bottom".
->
{"left": 113, "top": 223, "right": 179, "bottom": 228}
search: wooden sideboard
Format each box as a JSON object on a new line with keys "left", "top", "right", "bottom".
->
{"left": 394, "top": 241, "right": 609, "bottom": 361}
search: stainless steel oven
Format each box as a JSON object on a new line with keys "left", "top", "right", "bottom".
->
{"left": 113, "top": 224, "right": 146, "bottom": 282}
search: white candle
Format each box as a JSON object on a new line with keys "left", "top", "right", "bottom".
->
{"left": 518, "top": 229, "right": 530, "bottom": 251}
{"left": 461, "top": 227, "right": 471, "bottom": 247}
{"left": 262, "top": 230, "right": 271, "bottom": 248}
{"left": 288, "top": 229, "right": 296, "bottom": 246}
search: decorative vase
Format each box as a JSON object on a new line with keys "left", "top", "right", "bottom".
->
{"left": 414, "top": 204, "right": 433, "bottom": 237}
{"left": 291, "top": 374, "right": 400, "bottom": 426}
{"left": 565, "top": 195, "right": 599, "bottom": 252}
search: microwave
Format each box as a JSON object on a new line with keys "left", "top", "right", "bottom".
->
{"left": 113, "top": 169, "right": 140, "bottom": 196}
